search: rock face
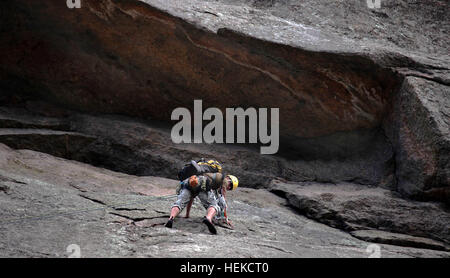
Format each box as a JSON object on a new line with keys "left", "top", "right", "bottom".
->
{"left": 0, "top": 106, "right": 394, "bottom": 189}
{"left": 0, "top": 0, "right": 449, "bottom": 257}
{"left": 0, "top": 128, "right": 95, "bottom": 160}
{"left": 1, "top": 108, "right": 448, "bottom": 256}
{"left": 0, "top": 0, "right": 401, "bottom": 159}
{"left": 1, "top": 143, "right": 449, "bottom": 258}
{"left": 385, "top": 77, "right": 450, "bottom": 201}
{"left": 0, "top": 0, "right": 449, "bottom": 196}
{"left": 0, "top": 0, "right": 401, "bottom": 140}
{"left": 350, "top": 230, "right": 450, "bottom": 252}
{"left": 0, "top": 107, "right": 70, "bottom": 130}
{"left": 207, "top": 0, "right": 450, "bottom": 57}
{"left": 270, "top": 180, "right": 450, "bottom": 246}
{"left": 0, "top": 0, "right": 448, "bottom": 202}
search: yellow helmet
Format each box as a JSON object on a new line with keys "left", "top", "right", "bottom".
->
{"left": 227, "top": 175, "right": 239, "bottom": 190}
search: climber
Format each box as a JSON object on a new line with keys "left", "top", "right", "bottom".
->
{"left": 176, "top": 158, "right": 223, "bottom": 220}
{"left": 165, "top": 173, "right": 239, "bottom": 234}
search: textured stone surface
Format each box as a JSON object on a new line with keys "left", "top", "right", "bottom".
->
{"left": 0, "top": 0, "right": 449, "bottom": 257}
{"left": 384, "top": 77, "right": 450, "bottom": 202}
{"left": 0, "top": 107, "right": 70, "bottom": 130}
{"left": 68, "top": 112, "right": 394, "bottom": 188}
{"left": 0, "top": 0, "right": 448, "bottom": 201}
{"left": 350, "top": 230, "right": 450, "bottom": 252}
{"left": 270, "top": 180, "right": 450, "bottom": 245}
{"left": 187, "top": 0, "right": 450, "bottom": 57}
{"left": 0, "top": 106, "right": 395, "bottom": 189}
{"left": 0, "top": 128, "right": 95, "bottom": 160}
{"left": 1, "top": 143, "right": 449, "bottom": 258}
{"left": 0, "top": 0, "right": 403, "bottom": 157}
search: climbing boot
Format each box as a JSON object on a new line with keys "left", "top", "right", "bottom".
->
{"left": 202, "top": 217, "right": 217, "bottom": 235}
{"left": 165, "top": 218, "right": 173, "bottom": 228}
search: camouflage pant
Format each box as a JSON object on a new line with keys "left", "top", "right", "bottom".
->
{"left": 172, "top": 188, "right": 220, "bottom": 213}
{"left": 214, "top": 194, "right": 227, "bottom": 220}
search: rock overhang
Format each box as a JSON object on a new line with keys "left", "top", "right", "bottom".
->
{"left": 0, "top": 0, "right": 405, "bottom": 151}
